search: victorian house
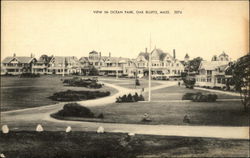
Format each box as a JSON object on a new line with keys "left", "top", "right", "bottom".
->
{"left": 195, "top": 52, "right": 231, "bottom": 88}
{"left": 135, "top": 48, "right": 185, "bottom": 79}
{"left": 32, "top": 55, "right": 52, "bottom": 74}
{"left": 1, "top": 54, "right": 36, "bottom": 75}
{"left": 47, "top": 56, "right": 81, "bottom": 75}
{"left": 80, "top": 51, "right": 136, "bottom": 77}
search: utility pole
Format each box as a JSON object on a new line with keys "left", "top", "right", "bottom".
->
{"left": 148, "top": 34, "right": 152, "bottom": 102}
{"left": 62, "top": 57, "right": 65, "bottom": 77}
{"left": 116, "top": 58, "right": 118, "bottom": 79}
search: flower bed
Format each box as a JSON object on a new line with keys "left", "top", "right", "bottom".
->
{"left": 49, "top": 90, "right": 110, "bottom": 101}
{"left": 182, "top": 92, "right": 217, "bottom": 102}
{"left": 116, "top": 93, "right": 144, "bottom": 103}
{"left": 63, "top": 77, "right": 103, "bottom": 88}
{"left": 51, "top": 103, "right": 104, "bottom": 119}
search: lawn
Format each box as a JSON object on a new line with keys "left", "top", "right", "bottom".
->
{"left": 86, "top": 101, "right": 249, "bottom": 126}
{"left": 0, "top": 131, "right": 248, "bottom": 158}
{"left": 1, "top": 76, "right": 117, "bottom": 111}
{"left": 143, "top": 85, "right": 241, "bottom": 100}
{"left": 54, "top": 84, "right": 248, "bottom": 126}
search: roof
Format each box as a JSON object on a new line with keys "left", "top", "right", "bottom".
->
{"left": 50, "top": 56, "right": 79, "bottom": 65}
{"left": 199, "top": 61, "right": 229, "bottom": 70}
{"left": 89, "top": 50, "right": 99, "bottom": 54}
{"left": 2, "top": 56, "right": 35, "bottom": 64}
{"left": 138, "top": 48, "right": 174, "bottom": 61}
{"left": 138, "top": 52, "right": 149, "bottom": 60}
{"left": 79, "top": 57, "right": 89, "bottom": 62}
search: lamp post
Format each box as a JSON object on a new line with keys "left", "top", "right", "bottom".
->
{"left": 62, "top": 57, "right": 65, "bottom": 77}
{"left": 116, "top": 58, "right": 118, "bottom": 79}
{"left": 148, "top": 51, "right": 152, "bottom": 102}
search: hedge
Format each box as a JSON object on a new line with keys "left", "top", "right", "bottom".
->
{"left": 182, "top": 92, "right": 217, "bottom": 102}
{"left": 49, "top": 90, "right": 110, "bottom": 101}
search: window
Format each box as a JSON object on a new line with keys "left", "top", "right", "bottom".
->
{"left": 207, "top": 70, "right": 212, "bottom": 75}
{"left": 217, "top": 78, "right": 221, "bottom": 83}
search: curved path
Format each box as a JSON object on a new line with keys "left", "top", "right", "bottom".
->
{"left": 1, "top": 81, "right": 249, "bottom": 140}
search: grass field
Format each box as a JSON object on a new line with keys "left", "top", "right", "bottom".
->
{"left": 58, "top": 85, "right": 248, "bottom": 126}
{"left": 1, "top": 76, "right": 117, "bottom": 111}
{"left": 143, "top": 85, "right": 241, "bottom": 100}
{"left": 0, "top": 131, "right": 248, "bottom": 158}
{"left": 83, "top": 101, "right": 249, "bottom": 126}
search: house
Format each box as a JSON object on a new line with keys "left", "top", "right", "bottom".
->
{"left": 196, "top": 52, "right": 231, "bottom": 88}
{"left": 1, "top": 54, "right": 36, "bottom": 75}
{"left": 80, "top": 51, "right": 137, "bottom": 77}
{"left": 47, "top": 56, "right": 81, "bottom": 75}
{"left": 32, "top": 55, "right": 52, "bottom": 74}
{"left": 135, "top": 48, "right": 185, "bottom": 79}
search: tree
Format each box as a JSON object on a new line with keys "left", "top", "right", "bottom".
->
{"left": 88, "top": 65, "right": 99, "bottom": 76}
{"left": 39, "top": 54, "right": 52, "bottom": 64}
{"left": 226, "top": 54, "right": 250, "bottom": 111}
{"left": 185, "top": 57, "right": 203, "bottom": 72}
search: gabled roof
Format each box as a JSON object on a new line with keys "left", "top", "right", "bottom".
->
{"left": 199, "top": 61, "right": 229, "bottom": 70}
{"left": 138, "top": 48, "right": 174, "bottom": 61}
{"left": 79, "top": 57, "right": 89, "bottom": 62}
{"left": 2, "top": 56, "right": 35, "bottom": 64}
{"left": 50, "top": 56, "right": 79, "bottom": 65}
{"left": 89, "top": 50, "right": 99, "bottom": 54}
{"left": 138, "top": 52, "right": 149, "bottom": 60}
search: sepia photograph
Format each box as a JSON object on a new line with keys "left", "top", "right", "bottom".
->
{"left": 0, "top": 1, "right": 249, "bottom": 158}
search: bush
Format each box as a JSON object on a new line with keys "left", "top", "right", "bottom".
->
{"left": 116, "top": 93, "right": 145, "bottom": 103}
{"left": 56, "top": 103, "right": 94, "bottom": 118}
{"left": 182, "top": 92, "right": 217, "bottom": 102}
{"left": 49, "top": 90, "right": 110, "bottom": 101}
{"left": 20, "top": 73, "right": 40, "bottom": 78}
{"left": 97, "top": 113, "right": 104, "bottom": 119}
{"left": 63, "top": 77, "right": 102, "bottom": 89}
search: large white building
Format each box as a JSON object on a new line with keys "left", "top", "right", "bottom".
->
{"left": 135, "top": 48, "right": 185, "bottom": 79}
{"left": 196, "top": 52, "right": 231, "bottom": 88}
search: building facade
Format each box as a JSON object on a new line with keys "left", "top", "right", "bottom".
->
{"left": 1, "top": 54, "right": 36, "bottom": 75}
{"left": 196, "top": 52, "right": 231, "bottom": 88}
{"left": 135, "top": 48, "right": 185, "bottom": 79}
{"left": 47, "top": 56, "right": 81, "bottom": 75}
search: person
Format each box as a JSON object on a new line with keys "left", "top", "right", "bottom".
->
{"left": 178, "top": 81, "right": 181, "bottom": 87}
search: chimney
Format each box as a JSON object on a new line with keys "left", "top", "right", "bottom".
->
{"left": 173, "top": 49, "right": 176, "bottom": 59}
{"left": 109, "top": 52, "right": 111, "bottom": 58}
{"left": 145, "top": 48, "right": 147, "bottom": 53}
{"left": 99, "top": 52, "right": 102, "bottom": 58}
{"left": 30, "top": 53, "right": 34, "bottom": 58}
{"left": 13, "top": 53, "right": 16, "bottom": 57}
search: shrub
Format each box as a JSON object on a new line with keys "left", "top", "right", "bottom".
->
{"left": 56, "top": 103, "right": 94, "bottom": 118}
{"left": 116, "top": 93, "right": 145, "bottom": 103}
{"left": 182, "top": 93, "right": 217, "bottom": 102}
{"left": 20, "top": 73, "right": 40, "bottom": 78}
{"left": 49, "top": 90, "right": 110, "bottom": 101}
{"left": 97, "top": 113, "right": 104, "bottom": 119}
{"left": 63, "top": 77, "right": 102, "bottom": 89}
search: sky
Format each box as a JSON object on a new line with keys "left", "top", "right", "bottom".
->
{"left": 1, "top": 1, "right": 249, "bottom": 61}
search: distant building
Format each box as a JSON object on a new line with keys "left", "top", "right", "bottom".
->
{"left": 47, "top": 56, "right": 81, "bottom": 75}
{"left": 196, "top": 52, "right": 231, "bottom": 88}
{"left": 32, "top": 55, "right": 52, "bottom": 74}
{"left": 135, "top": 48, "right": 185, "bottom": 79}
{"left": 80, "top": 51, "right": 136, "bottom": 77}
{"left": 1, "top": 54, "right": 36, "bottom": 75}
